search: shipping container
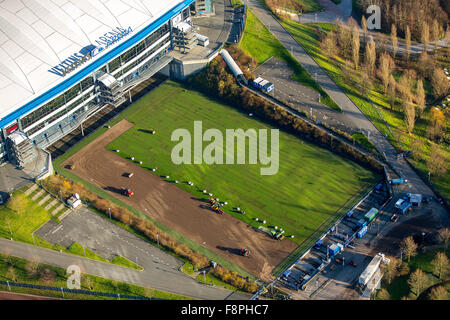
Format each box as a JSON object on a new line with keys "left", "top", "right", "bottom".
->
{"left": 357, "top": 225, "right": 368, "bottom": 238}
{"left": 328, "top": 244, "right": 340, "bottom": 256}
{"left": 364, "top": 208, "right": 379, "bottom": 222}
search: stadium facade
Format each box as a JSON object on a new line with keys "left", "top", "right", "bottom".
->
{"left": 0, "top": 0, "right": 196, "bottom": 166}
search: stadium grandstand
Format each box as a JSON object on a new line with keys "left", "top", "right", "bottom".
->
{"left": 0, "top": 0, "right": 198, "bottom": 166}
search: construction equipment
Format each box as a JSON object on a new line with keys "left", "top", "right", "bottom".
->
{"left": 121, "top": 188, "right": 134, "bottom": 197}
{"left": 240, "top": 248, "right": 249, "bottom": 257}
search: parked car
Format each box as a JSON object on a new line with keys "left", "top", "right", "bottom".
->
{"left": 349, "top": 261, "right": 357, "bottom": 267}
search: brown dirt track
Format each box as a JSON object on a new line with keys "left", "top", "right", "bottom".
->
{"left": 64, "top": 120, "right": 297, "bottom": 281}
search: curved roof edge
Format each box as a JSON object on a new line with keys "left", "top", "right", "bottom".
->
{"left": 0, "top": 0, "right": 195, "bottom": 129}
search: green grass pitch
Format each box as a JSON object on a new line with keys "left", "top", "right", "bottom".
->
{"left": 107, "top": 81, "right": 379, "bottom": 244}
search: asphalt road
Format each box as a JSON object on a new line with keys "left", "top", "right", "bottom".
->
{"left": 2, "top": 208, "right": 250, "bottom": 300}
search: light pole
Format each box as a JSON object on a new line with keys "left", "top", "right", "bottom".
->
{"left": 203, "top": 270, "right": 206, "bottom": 283}
{"left": 422, "top": 232, "right": 425, "bottom": 245}
{"left": 157, "top": 233, "right": 159, "bottom": 246}
{"left": 31, "top": 233, "right": 35, "bottom": 245}
{"left": 108, "top": 208, "right": 111, "bottom": 220}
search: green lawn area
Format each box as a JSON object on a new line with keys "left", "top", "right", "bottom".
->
{"left": 379, "top": 248, "right": 450, "bottom": 300}
{"left": 294, "top": 0, "right": 323, "bottom": 13}
{"left": 0, "top": 253, "right": 192, "bottom": 300}
{"left": 0, "top": 190, "right": 141, "bottom": 271}
{"left": 280, "top": 20, "right": 450, "bottom": 200}
{"left": 196, "top": 270, "right": 238, "bottom": 291}
{"left": 106, "top": 81, "right": 378, "bottom": 245}
{"left": 240, "top": 9, "right": 340, "bottom": 111}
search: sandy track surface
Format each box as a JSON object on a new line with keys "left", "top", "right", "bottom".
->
{"left": 64, "top": 120, "right": 297, "bottom": 280}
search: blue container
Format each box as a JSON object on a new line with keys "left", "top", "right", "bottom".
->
{"left": 357, "top": 226, "right": 368, "bottom": 238}
{"left": 357, "top": 218, "right": 367, "bottom": 228}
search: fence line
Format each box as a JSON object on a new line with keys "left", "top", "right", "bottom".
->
{"left": 0, "top": 280, "right": 154, "bottom": 300}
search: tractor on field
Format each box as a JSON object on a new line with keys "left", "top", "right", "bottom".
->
{"left": 209, "top": 198, "right": 224, "bottom": 214}
{"left": 121, "top": 188, "right": 134, "bottom": 197}
{"left": 240, "top": 248, "right": 249, "bottom": 257}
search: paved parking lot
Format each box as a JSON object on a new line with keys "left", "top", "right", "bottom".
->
{"left": 36, "top": 206, "right": 181, "bottom": 269}
{"left": 253, "top": 57, "right": 356, "bottom": 134}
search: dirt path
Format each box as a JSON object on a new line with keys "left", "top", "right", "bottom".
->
{"left": 64, "top": 120, "right": 297, "bottom": 280}
{"left": 0, "top": 291, "right": 57, "bottom": 300}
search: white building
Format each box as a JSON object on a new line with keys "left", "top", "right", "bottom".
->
{"left": 0, "top": 0, "right": 196, "bottom": 165}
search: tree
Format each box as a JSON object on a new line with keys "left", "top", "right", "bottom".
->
{"left": 431, "top": 68, "right": 449, "bottom": 98}
{"left": 415, "top": 79, "right": 426, "bottom": 118}
{"left": 388, "top": 75, "right": 397, "bottom": 110}
{"left": 391, "top": 24, "right": 398, "bottom": 57}
{"left": 405, "top": 25, "right": 411, "bottom": 61}
{"left": 381, "top": 257, "right": 399, "bottom": 284}
{"left": 431, "top": 252, "right": 449, "bottom": 279}
{"left": 438, "top": 228, "right": 450, "bottom": 249}
{"left": 321, "top": 31, "right": 338, "bottom": 58}
{"left": 427, "top": 144, "right": 447, "bottom": 177}
{"left": 408, "top": 268, "right": 427, "bottom": 297}
{"left": 421, "top": 22, "right": 430, "bottom": 52}
{"left": 427, "top": 107, "right": 445, "bottom": 141}
{"left": 404, "top": 97, "right": 416, "bottom": 134}
{"left": 377, "top": 288, "right": 391, "bottom": 300}
{"left": 429, "top": 286, "right": 448, "bottom": 300}
{"left": 410, "top": 138, "right": 425, "bottom": 160}
{"left": 417, "top": 53, "right": 436, "bottom": 79}
{"left": 361, "top": 16, "right": 367, "bottom": 42}
{"left": 400, "top": 236, "right": 418, "bottom": 262}
{"left": 431, "top": 19, "right": 440, "bottom": 53}
{"left": 378, "top": 52, "right": 394, "bottom": 93}
{"left": 364, "top": 36, "right": 376, "bottom": 76}
{"left": 352, "top": 25, "right": 360, "bottom": 70}
{"left": 6, "top": 267, "right": 16, "bottom": 282}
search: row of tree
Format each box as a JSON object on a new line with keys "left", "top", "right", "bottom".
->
{"left": 321, "top": 20, "right": 448, "bottom": 179}
{"left": 379, "top": 230, "right": 450, "bottom": 300}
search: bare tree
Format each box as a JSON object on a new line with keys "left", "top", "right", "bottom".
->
{"left": 321, "top": 31, "right": 338, "bottom": 58}
{"left": 25, "top": 256, "right": 41, "bottom": 278}
{"left": 405, "top": 25, "right": 411, "bottom": 61}
{"left": 388, "top": 75, "right": 397, "bottom": 110}
{"left": 364, "top": 36, "right": 376, "bottom": 76}
{"left": 378, "top": 52, "right": 394, "bottom": 93}
{"left": 431, "top": 19, "right": 440, "bottom": 53}
{"left": 421, "top": 22, "right": 430, "bottom": 52}
{"left": 6, "top": 267, "right": 16, "bottom": 282}
{"left": 431, "top": 252, "right": 449, "bottom": 280}
{"left": 415, "top": 79, "right": 426, "bottom": 118}
{"left": 400, "top": 236, "right": 418, "bottom": 262}
{"left": 361, "top": 16, "right": 367, "bottom": 42}
{"left": 407, "top": 268, "right": 427, "bottom": 297}
{"left": 438, "top": 228, "right": 450, "bottom": 249}
{"left": 7, "top": 193, "right": 28, "bottom": 215}
{"left": 429, "top": 286, "right": 448, "bottom": 300}
{"left": 427, "top": 107, "right": 445, "bottom": 141}
{"left": 391, "top": 24, "right": 398, "bottom": 57}
{"left": 427, "top": 144, "right": 448, "bottom": 177}
{"left": 404, "top": 97, "right": 416, "bottom": 134}
{"left": 431, "top": 68, "right": 449, "bottom": 98}
{"left": 381, "top": 257, "right": 399, "bottom": 284}
{"left": 352, "top": 25, "right": 360, "bottom": 70}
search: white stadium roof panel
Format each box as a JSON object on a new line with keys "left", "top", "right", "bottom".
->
{"left": 0, "top": 0, "right": 192, "bottom": 123}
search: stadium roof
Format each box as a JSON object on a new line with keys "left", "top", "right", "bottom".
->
{"left": 0, "top": 0, "right": 192, "bottom": 127}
